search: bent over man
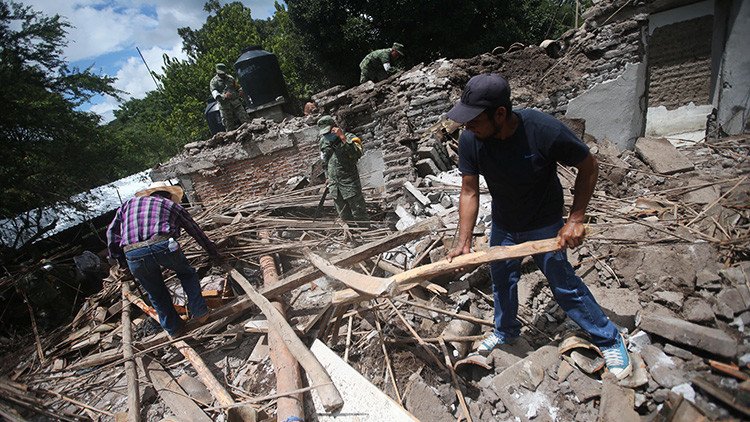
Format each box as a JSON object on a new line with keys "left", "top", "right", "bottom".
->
{"left": 318, "top": 115, "right": 369, "bottom": 223}
{"left": 359, "top": 42, "right": 405, "bottom": 83}
{"left": 446, "top": 74, "right": 632, "bottom": 380}
{"left": 107, "top": 182, "right": 220, "bottom": 337}
{"left": 210, "top": 63, "right": 249, "bottom": 131}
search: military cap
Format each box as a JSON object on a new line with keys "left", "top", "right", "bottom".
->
{"left": 215, "top": 63, "right": 228, "bottom": 74}
{"left": 317, "top": 115, "right": 335, "bottom": 135}
{"left": 392, "top": 42, "right": 405, "bottom": 55}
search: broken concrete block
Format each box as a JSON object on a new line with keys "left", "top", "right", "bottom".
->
{"left": 696, "top": 269, "right": 722, "bottom": 290}
{"left": 403, "top": 373, "right": 452, "bottom": 421}
{"left": 618, "top": 353, "right": 649, "bottom": 389}
{"left": 682, "top": 184, "right": 720, "bottom": 204}
{"left": 653, "top": 291, "right": 684, "bottom": 310}
{"left": 682, "top": 297, "right": 714, "bottom": 323}
{"left": 417, "top": 145, "right": 449, "bottom": 171}
{"left": 663, "top": 344, "right": 695, "bottom": 361}
{"left": 634, "top": 137, "right": 694, "bottom": 175}
{"left": 640, "top": 345, "right": 687, "bottom": 388}
{"left": 711, "top": 297, "right": 735, "bottom": 320}
{"left": 589, "top": 286, "right": 642, "bottom": 330}
{"left": 403, "top": 181, "right": 431, "bottom": 207}
{"left": 637, "top": 312, "right": 738, "bottom": 358}
{"left": 491, "top": 345, "right": 559, "bottom": 421}
{"left": 568, "top": 369, "right": 601, "bottom": 402}
{"left": 717, "top": 287, "right": 746, "bottom": 315}
{"left": 599, "top": 373, "right": 639, "bottom": 422}
{"left": 415, "top": 158, "right": 440, "bottom": 177}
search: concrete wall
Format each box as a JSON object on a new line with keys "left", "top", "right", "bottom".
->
{"left": 565, "top": 62, "right": 647, "bottom": 150}
{"left": 716, "top": 0, "right": 750, "bottom": 134}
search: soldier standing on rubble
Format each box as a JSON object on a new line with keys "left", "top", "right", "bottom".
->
{"left": 318, "top": 115, "right": 369, "bottom": 223}
{"left": 107, "top": 182, "right": 219, "bottom": 337}
{"left": 210, "top": 63, "right": 250, "bottom": 131}
{"left": 445, "top": 74, "right": 632, "bottom": 380}
{"left": 359, "top": 42, "right": 406, "bottom": 83}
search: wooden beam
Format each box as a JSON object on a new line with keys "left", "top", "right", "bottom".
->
{"left": 259, "top": 230, "right": 304, "bottom": 422}
{"left": 126, "top": 292, "right": 256, "bottom": 420}
{"left": 230, "top": 269, "right": 344, "bottom": 412}
{"left": 304, "top": 249, "right": 395, "bottom": 296}
{"left": 137, "top": 356, "right": 212, "bottom": 422}
{"left": 260, "top": 216, "right": 443, "bottom": 298}
{"left": 121, "top": 281, "right": 141, "bottom": 422}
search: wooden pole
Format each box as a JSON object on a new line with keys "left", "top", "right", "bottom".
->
{"left": 230, "top": 269, "right": 344, "bottom": 412}
{"left": 259, "top": 230, "right": 304, "bottom": 421}
{"left": 121, "top": 281, "right": 141, "bottom": 422}
{"left": 125, "top": 291, "right": 257, "bottom": 421}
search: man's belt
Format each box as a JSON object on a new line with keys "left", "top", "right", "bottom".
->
{"left": 123, "top": 234, "right": 171, "bottom": 252}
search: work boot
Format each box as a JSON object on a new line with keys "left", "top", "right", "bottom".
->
{"left": 477, "top": 332, "right": 518, "bottom": 356}
{"left": 600, "top": 333, "right": 632, "bottom": 380}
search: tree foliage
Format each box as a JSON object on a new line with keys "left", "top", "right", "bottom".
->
{"left": 0, "top": 1, "right": 121, "bottom": 219}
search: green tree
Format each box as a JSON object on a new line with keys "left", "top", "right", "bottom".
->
{"left": 285, "top": 0, "right": 586, "bottom": 89}
{"left": 0, "top": 2, "right": 120, "bottom": 221}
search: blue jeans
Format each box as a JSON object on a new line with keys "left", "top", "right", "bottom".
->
{"left": 489, "top": 219, "right": 618, "bottom": 347}
{"left": 125, "top": 240, "right": 208, "bottom": 336}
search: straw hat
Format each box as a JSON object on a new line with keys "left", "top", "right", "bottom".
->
{"left": 136, "top": 181, "right": 184, "bottom": 203}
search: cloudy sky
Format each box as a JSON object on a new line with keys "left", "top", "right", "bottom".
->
{"left": 24, "top": 0, "right": 278, "bottom": 122}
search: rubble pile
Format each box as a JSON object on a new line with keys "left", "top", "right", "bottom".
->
{"left": 1, "top": 1, "right": 748, "bottom": 420}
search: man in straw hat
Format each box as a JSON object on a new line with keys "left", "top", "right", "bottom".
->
{"left": 107, "top": 181, "right": 220, "bottom": 337}
{"left": 359, "top": 42, "right": 405, "bottom": 83}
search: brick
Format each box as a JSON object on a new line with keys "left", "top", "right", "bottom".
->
{"left": 415, "top": 158, "right": 440, "bottom": 177}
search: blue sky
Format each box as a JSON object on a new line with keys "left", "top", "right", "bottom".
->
{"left": 24, "top": 0, "right": 278, "bottom": 122}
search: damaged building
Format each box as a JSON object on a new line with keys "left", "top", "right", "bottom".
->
{"left": 0, "top": 0, "right": 748, "bottom": 421}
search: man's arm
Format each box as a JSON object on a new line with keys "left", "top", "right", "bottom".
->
{"left": 558, "top": 153, "right": 598, "bottom": 249}
{"left": 447, "top": 174, "right": 480, "bottom": 260}
{"left": 106, "top": 211, "right": 125, "bottom": 266}
{"left": 174, "top": 204, "right": 219, "bottom": 257}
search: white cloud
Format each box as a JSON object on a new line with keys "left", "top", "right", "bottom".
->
{"left": 24, "top": 1, "right": 281, "bottom": 120}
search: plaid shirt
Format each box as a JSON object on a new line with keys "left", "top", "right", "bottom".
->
{"left": 107, "top": 196, "right": 218, "bottom": 263}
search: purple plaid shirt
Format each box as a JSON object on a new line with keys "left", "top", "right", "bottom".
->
{"left": 107, "top": 196, "right": 218, "bottom": 263}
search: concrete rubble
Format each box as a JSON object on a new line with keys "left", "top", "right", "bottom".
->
{"left": 1, "top": 0, "right": 748, "bottom": 420}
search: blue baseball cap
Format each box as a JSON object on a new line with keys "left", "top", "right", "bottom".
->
{"left": 446, "top": 73, "right": 511, "bottom": 123}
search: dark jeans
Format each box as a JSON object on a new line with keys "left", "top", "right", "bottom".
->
{"left": 490, "top": 219, "right": 619, "bottom": 347}
{"left": 125, "top": 240, "right": 207, "bottom": 336}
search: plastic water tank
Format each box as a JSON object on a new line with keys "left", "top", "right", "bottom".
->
{"left": 234, "top": 46, "right": 288, "bottom": 108}
{"left": 204, "top": 101, "right": 225, "bottom": 135}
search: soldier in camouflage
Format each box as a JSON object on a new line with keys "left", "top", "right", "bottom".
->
{"left": 359, "top": 42, "right": 405, "bottom": 83}
{"left": 209, "top": 63, "right": 250, "bottom": 131}
{"left": 318, "top": 115, "right": 369, "bottom": 223}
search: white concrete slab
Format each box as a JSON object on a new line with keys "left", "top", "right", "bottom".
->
{"left": 309, "top": 339, "right": 418, "bottom": 421}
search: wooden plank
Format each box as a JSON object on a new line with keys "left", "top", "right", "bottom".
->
{"left": 304, "top": 249, "right": 395, "bottom": 296}
{"left": 332, "top": 238, "right": 560, "bottom": 303}
{"left": 260, "top": 216, "right": 443, "bottom": 298}
{"left": 230, "top": 269, "right": 344, "bottom": 412}
{"left": 692, "top": 375, "right": 750, "bottom": 417}
{"left": 137, "top": 357, "right": 212, "bottom": 422}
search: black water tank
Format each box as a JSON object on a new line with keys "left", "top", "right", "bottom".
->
{"left": 234, "top": 46, "right": 288, "bottom": 108}
{"left": 204, "top": 101, "right": 225, "bottom": 135}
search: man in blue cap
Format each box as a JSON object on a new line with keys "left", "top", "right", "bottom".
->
{"left": 445, "top": 73, "right": 632, "bottom": 380}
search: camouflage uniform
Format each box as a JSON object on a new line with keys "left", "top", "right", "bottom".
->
{"left": 209, "top": 64, "right": 249, "bottom": 131}
{"left": 318, "top": 116, "right": 368, "bottom": 222}
{"left": 359, "top": 43, "right": 405, "bottom": 83}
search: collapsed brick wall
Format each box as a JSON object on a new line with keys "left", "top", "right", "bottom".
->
{"left": 155, "top": 0, "right": 675, "bottom": 205}
{"left": 190, "top": 136, "right": 319, "bottom": 204}
{"left": 647, "top": 15, "right": 713, "bottom": 109}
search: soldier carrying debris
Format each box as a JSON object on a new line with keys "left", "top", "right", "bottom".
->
{"left": 210, "top": 63, "right": 250, "bottom": 131}
{"left": 106, "top": 182, "right": 220, "bottom": 337}
{"left": 359, "top": 42, "right": 406, "bottom": 83}
{"left": 445, "top": 74, "right": 632, "bottom": 380}
{"left": 318, "top": 115, "right": 369, "bottom": 223}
